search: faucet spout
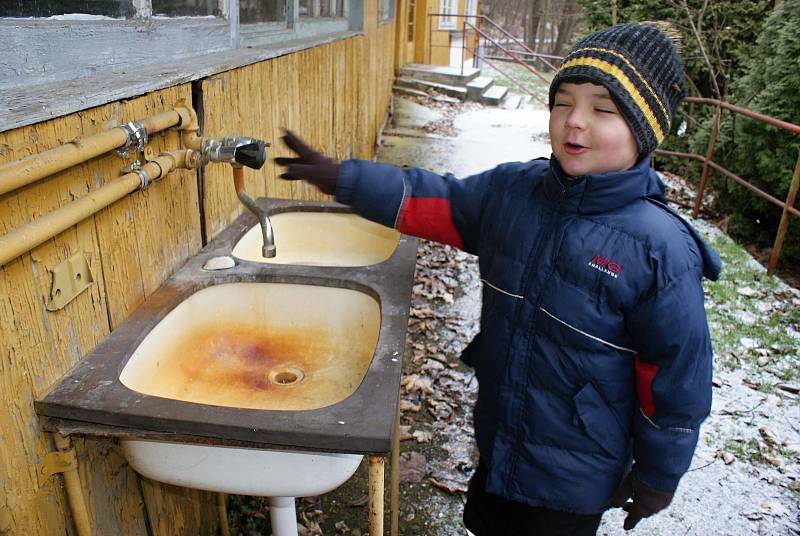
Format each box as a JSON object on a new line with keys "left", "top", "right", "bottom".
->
{"left": 238, "top": 191, "right": 276, "bottom": 258}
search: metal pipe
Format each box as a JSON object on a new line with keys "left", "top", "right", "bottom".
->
{"left": 0, "top": 151, "right": 189, "bottom": 267}
{"left": 217, "top": 493, "right": 231, "bottom": 536}
{"left": 0, "top": 106, "right": 196, "bottom": 197}
{"left": 237, "top": 191, "right": 276, "bottom": 258}
{"left": 768, "top": 152, "right": 800, "bottom": 275}
{"left": 52, "top": 434, "right": 91, "bottom": 536}
{"left": 368, "top": 456, "right": 385, "bottom": 536}
{"left": 390, "top": 401, "right": 400, "bottom": 536}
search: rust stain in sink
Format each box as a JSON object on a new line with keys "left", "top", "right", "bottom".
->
{"left": 127, "top": 323, "right": 375, "bottom": 411}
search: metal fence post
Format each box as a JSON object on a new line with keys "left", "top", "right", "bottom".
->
{"left": 692, "top": 104, "right": 722, "bottom": 219}
{"left": 767, "top": 151, "right": 800, "bottom": 275}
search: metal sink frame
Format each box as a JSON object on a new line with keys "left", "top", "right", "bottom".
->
{"left": 36, "top": 199, "right": 418, "bottom": 455}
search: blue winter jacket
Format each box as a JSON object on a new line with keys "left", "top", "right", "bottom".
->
{"left": 336, "top": 155, "right": 721, "bottom": 514}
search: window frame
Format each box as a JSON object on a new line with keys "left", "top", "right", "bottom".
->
{"left": 378, "top": 0, "right": 394, "bottom": 23}
{"left": 0, "top": 0, "right": 364, "bottom": 133}
{"left": 437, "top": 0, "right": 456, "bottom": 30}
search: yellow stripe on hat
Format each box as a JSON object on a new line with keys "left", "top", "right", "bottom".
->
{"left": 559, "top": 57, "right": 665, "bottom": 143}
{"left": 572, "top": 47, "right": 670, "bottom": 126}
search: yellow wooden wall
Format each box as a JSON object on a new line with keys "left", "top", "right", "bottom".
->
{"left": 0, "top": 6, "right": 395, "bottom": 535}
{"left": 424, "top": 0, "right": 478, "bottom": 67}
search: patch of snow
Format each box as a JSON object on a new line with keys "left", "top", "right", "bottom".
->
{"left": 733, "top": 310, "right": 759, "bottom": 325}
{"left": 47, "top": 13, "right": 120, "bottom": 20}
{"left": 739, "top": 337, "right": 760, "bottom": 349}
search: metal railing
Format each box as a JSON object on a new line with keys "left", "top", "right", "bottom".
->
{"left": 655, "top": 97, "right": 800, "bottom": 275}
{"left": 425, "top": 13, "right": 553, "bottom": 97}
{"left": 420, "top": 17, "right": 798, "bottom": 275}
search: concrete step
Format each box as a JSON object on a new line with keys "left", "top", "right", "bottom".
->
{"left": 392, "top": 85, "right": 429, "bottom": 99}
{"left": 480, "top": 84, "right": 509, "bottom": 105}
{"left": 399, "top": 63, "right": 481, "bottom": 86}
{"left": 466, "top": 76, "right": 494, "bottom": 101}
{"left": 500, "top": 93, "right": 523, "bottom": 110}
{"left": 395, "top": 77, "right": 467, "bottom": 100}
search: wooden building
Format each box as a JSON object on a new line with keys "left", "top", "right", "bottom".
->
{"left": 0, "top": 0, "right": 427, "bottom": 533}
{"left": 394, "top": 0, "right": 480, "bottom": 67}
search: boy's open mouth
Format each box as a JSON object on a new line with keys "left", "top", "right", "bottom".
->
{"left": 564, "top": 142, "right": 589, "bottom": 155}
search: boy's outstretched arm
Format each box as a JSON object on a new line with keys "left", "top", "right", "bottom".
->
{"left": 275, "top": 130, "right": 498, "bottom": 253}
{"left": 616, "top": 271, "right": 714, "bottom": 530}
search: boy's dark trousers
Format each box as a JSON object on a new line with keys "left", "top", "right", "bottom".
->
{"left": 463, "top": 464, "right": 603, "bottom": 536}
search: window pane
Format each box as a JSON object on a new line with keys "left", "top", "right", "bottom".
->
{"left": 240, "top": 0, "right": 285, "bottom": 23}
{"left": 379, "top": 0, "right": 392, "bottom": 20}
{"left": 300, "top": 0, "right": 343, "bottom": 17}
{"left": 407, "top": 0, "right": 414, "bottom": 41}
{"left": 152, "top": 0, "right": 218, "bottom": 17}
{"left": 0, "top": 0, "right": 135, "bottom": 18}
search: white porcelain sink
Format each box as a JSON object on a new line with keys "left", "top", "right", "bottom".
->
{"left": 119, "top": 282, "right": 380, "bottom": 411}
{"left": 117, "top": 281, "right": 377, "bottom": 531}
{"left": 121, "top": 440, "right": 362, "bottom": 497}
{"left": 231, "top": 211, "right": 399, "bottom": 266}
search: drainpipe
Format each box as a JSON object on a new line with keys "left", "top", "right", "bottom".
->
{"left": 0, "top": 150, "right": 191, "bottom": 267}
{"left": 52, "top": 434, "right": 91, "bottom": 536}
{"left": 0, "top": 102, "right": 199, "bottom": 197}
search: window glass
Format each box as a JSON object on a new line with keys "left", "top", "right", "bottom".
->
{"left": 0, "top": 0, "right": 135, "bottom": 18}
{"left": 407, "top": 0, "right": 414, "bottom": 41}
{"left": 378, "top": 0, "right": 392, "bottom": 21}
{"left": 438, "top": 0, "right": 455, "bottom": 29}
{"left": 299, "top": 0, "right": 345, "bottom": 17}
{"left": 465, "top": 0, "right": 476, "bottom": 17}
{"left": 240, "top": 0, "right": 286, "bottom": 23}
{"left": 152, "top": 0, "right": 217, "bottom": 17}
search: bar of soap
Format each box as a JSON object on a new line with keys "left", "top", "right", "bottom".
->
{"left": 202, "top": 256, "right": 236, "bottom": 270}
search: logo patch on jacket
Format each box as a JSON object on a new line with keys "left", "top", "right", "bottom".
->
{"left": 588, "top": 254, "right": 621, "bottom": 278}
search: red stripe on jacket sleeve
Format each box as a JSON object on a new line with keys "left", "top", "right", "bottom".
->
{"left": 397, "top": 197, "right": 464, "bottom": 249}
{"left": 635, "top": 353, "right": 659, "bottom": 418}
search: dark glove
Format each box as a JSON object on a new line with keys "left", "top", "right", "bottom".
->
{"left": 610, "top": 473, "right": 674, "bottom": 531}
{"left": 274, "top": 130, "right": 339, "bottom": 195}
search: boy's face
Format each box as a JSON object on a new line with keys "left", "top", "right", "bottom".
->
{"left": 549, "top": 82, "right": 639, "bottom": 177}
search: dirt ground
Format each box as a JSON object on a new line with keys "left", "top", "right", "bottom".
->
{"left": 228, "top": 92, "right": 800, "bottom": 536}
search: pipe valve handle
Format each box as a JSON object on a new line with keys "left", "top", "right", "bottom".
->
{"left": 234, "top": 141, "right": 268, "bottom": 170}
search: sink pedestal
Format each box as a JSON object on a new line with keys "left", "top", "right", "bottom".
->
{"left": 269, "top": 497, "right": 298, "bottom": 536}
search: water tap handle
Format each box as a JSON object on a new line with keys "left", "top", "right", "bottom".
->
{"left": 233, "top": 140, "right": 268, "bottom": 170}
{"left": 200, "top": 137, "right": 270, "bottom": 169}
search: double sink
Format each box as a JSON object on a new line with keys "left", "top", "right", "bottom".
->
{"left": 37, "top": 198, "right": 418, "bottom": 497}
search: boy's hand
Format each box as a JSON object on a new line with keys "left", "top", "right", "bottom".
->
{"left": 610, "top": 474, "right": 674, "bottom": 530}
{"left": 274, "top": 130, "right": 339, "bottom": 195}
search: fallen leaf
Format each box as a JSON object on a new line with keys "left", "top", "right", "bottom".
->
{"left": 400, "top": 400, "right": 421, "bottom": 413}
{"left": 399, "top": 425, "right": 414, "bottom": 441}
{"left": 348, "top": 495, "right": 369, "bottom": 508}
{"left": 400, "top": 451, "right": 427, "bottom": 483}
{"left": 401, "top": 374, "right": 434, "bottom": 395}
{"left": 412, "top": 430, "right": 433, "bottom": 443}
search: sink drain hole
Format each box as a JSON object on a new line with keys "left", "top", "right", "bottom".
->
{"left": 268, "top": 366, "right": 305, "bottom": 386}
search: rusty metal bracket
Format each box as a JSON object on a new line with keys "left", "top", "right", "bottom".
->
{"left": 47, "top": 253, "right": 94, "bottom": 311}
{"left": 37, "top": 448, "right": 78, "bottom": 487}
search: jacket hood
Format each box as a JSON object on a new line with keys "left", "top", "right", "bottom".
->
{"left": 547, "top": 156, "right": 722, "bottom": 281}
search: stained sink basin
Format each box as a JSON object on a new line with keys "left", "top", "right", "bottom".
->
{"left": 119, "top": 282, "right": 381, "bottom": 411}
{"left": 231, "top": 211, "right": 400, "bottom": 266}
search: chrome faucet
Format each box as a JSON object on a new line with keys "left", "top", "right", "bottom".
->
{"left": 200, "top": 137, "right": 276, "bottom": 258}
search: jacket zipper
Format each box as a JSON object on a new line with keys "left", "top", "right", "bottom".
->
{"left": 503, "top": 183, "right": 569, "bottom": 489}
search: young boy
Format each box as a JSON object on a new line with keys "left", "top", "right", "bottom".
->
{"left": 276, "top": 23, "right": 720, "bottom": 535}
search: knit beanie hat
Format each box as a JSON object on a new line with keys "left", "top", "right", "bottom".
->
{"left": 548, "top": 23, "right": 687, "bottom": 156}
